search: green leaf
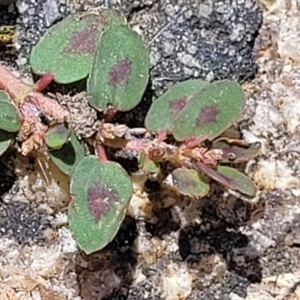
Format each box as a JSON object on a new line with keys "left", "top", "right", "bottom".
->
{"left": 212, "top": 138, "right": 261, "bottom": 163}
{"left": 0, "top": 92, "right": 15, "bottom": 155}
{"left": 0, "top": 91, "right": 21, "bottom": 133}
{"left": 138, "top": 151, "right": 160, "bottom": 173}
{"left": 69, "top": 155, "right": 132, "bottom": 254}
{"left": 0, "top": 129, "right": 14, "bottom": 156}
{"left": 173, "top": 81, "right": 245, "bottom": 141}
{"left": 145, "top": 79, "right": 210, "bottom": 133}
{"left": 0, "top": 90, "right": 12, "bottom": 103}
{"left": 217, "top": 166, "right": 256, "bottom": 197}
{"left": 87, "top": 24, "right": 149, "bottom": 112}
{"left": 48, "top": 133, "right": 86, "bottom": 176}
{"left": 45, "top": 123, "right": 70, "bottom": 149}
{"left": 172, "top": 168, "right": 209, "bottom": 198}
{"left": 194, "top": 162, "right": 256, "bottom": 197}
{"left": 30, "top": 10, "right": 126, "bottom": 84}
{"left": 195, "top": 161, "right": 237, "bottom": 190}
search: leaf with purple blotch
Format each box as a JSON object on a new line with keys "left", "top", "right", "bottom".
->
{"left": 217, "top": 166, "right": 256, "bottom": 197}
{"left": 172, "top": 81, "right": 245, "bottom": 141}
{"left": 87, "top": 24, "right": 149, "bottom": 112}
{"left": 195, "top": 161, "right": 256, "bottom": 197}
{"left": 145, "top": 79, "right": 210, "bottom": 133}
{"left": 195, "top": 161, "right": 237, "bottom": 190}
{"left": 172, "top": 168, "right": 210, "bottom": 198}
{"left": 211, "top": 137, "right": 261, "bottom": 163}
{"left": 30, "top": 10, "right": 126, "bottom": 84}
{"left": 68, "top": 155, "right": 132, "bottom": 254}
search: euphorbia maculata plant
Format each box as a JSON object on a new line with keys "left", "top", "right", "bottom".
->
{"left": 0, "top": 9, "right": 261, "bottom": 254}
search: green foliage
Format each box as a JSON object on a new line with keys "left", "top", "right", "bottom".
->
{"left": 0, "top": 129, "right": 13, "bottom": 156}
{"left": 172, "top": 168, "right": 210, "bottom": 198}
{"left": 48, "top": 133, "right": 86, "bottom": 176}
{"left": 68, "top": 155, "right": 132, "bottom": 254}
{"left": 45, "top": 123, "right": 70, "bottom": 149}
{"left": 0, "top": 91, "right": 19, "bottom": 157}
{"left": 138, "top": 151, "right": 160, "bottom": 174}
{"left": 211, "top": 137, "right": 262, "bottom": 163}
{"left": 87, "top": 24, "right": 149, "bottom": 112}
{"left": 30, "top": 10, "right": 126, "bottom": 84}
{"left": 145, "top": 80, "right": 244, "bottom": 141}
{"left": 145, "top": 79, "right": 209, "bottom": 133}
{"left": 0, "top": 8, "right": 260, "bottom": 255}
{"left": 0, "top": 91, "right": 20, "bottom": 132}
{"left": 217, "top": 166, "right": 256, "bottom": 197}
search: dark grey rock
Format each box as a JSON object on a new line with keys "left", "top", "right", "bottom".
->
{"left": 132, "top": 0, "right": 262, "bottom": 91}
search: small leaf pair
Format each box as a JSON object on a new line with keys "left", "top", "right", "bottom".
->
{"left": 30, "top": 9, "right": 126, "bottom": 84}
{"left": 30, "top": 9, "right": 150, "bottom": 114}
{"left": 145, "top": 80, "right": 245, "bottom": 141}
{"left": 171, "top": 159, "right": 258, "bottom": 199}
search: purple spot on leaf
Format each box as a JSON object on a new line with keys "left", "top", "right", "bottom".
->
{"left": 63, "top": 18, "right": 104, "bottom": 55}
{"left": 197, "top": 105, "right": 218, "bottom": 126}
{"left": 109, "top": 59, "right": 132, "bottom": 88}
{"left": 87, "top": 182, "right": 117, "bottom": 222}
{"left": 169, "top": 97, "right": 188, "bottom": 116}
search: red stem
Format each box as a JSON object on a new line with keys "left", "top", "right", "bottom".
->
{"left": 0, "top": 64, "right": 30, "bottom": 102}
{"left": 33, "top": 73, "right": 54, "bottom": 92}
{"left": 96, "top": 143, "right": 108, "bottom": 162}
{"left": 104, "top": 108, "right": 118, "bottom": 122}
{"left": 184, "top": 133, "right": 211, "bottom": 149}
{"left": 157, "top": 130, "right": 167, "bottom": 142}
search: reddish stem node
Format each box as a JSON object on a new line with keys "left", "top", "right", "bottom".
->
{"left": 184, "top": 133, "right": 211, "bottom": 149}
{"left": 104, "top": 108, "right": 118, "bottom": 122}
{"left": 157, "top": 130, "right": 167, "bottom": 142}
{"left": 96, "top": 143, "right": 108, "bottom": 162}
{"left": 34, "top": 73, "right": 54, "bottom": 92}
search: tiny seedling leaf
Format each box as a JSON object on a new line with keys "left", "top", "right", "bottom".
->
{"left": 145, "top": 79, "right": 210, "bottom": 133}
{"left": 69, "top": 155, "right": 132, "bottom": 254}
{"left": 48, "top": 132, "right": 86, "bottom": 176}
{"left": 0, "top": 91, "right": 21, "bottom": 132}
{"left": 173, "top": 81, "right": 245, "bottom": 141}
{"left": 87, "top": 24, "right": 149, "bottom": 112}
{"left": 217, "top": 166, "right": 256, "bottom": 197}
{"left": 172, "top": 168, "right": 209, "bottom": 198}
{"left": 45, "top": 123, "right": 70, "bottom": 149}
{"left": 212, "top": 138, "right": 261, "bottom": 163}
{"left": 138, "top": 151, "right": 160, "bottom": 174}
{"left": 30, "top": 10, "right": 126, "bottom": 84}
{"left": 0, "top": 129, "right": 14, "bottom": 156}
